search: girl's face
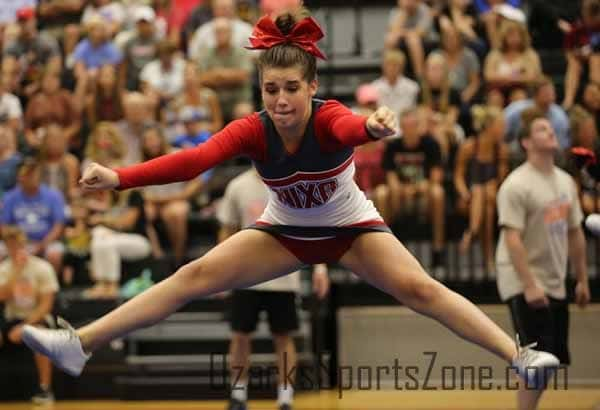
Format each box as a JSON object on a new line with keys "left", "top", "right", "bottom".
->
{"left": 505, "top": 27, "right": 523, "bottom": 51}
{"left": 142, "top": 129, "right": 164, "bottom": 157}
{"left": 261, "top": 66, "right": 317, "bottom": 136}
{"left": 96, "top": 129, "right": 112, "bottom": 149}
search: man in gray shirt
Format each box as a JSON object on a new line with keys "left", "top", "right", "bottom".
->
{"left": 496, "top": 107, "right": 591, "bottom": 410}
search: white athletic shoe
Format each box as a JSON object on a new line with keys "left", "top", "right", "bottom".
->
{"left": 511, "top": 334, "right": 560, "bottom": 388}
{"left": 22, "top": 317, "right": 91, "bottom": 377}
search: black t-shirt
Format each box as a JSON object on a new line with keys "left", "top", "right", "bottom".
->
{"left": 382, "top": 135, "right": 442, "bottom": 183}
{"left": 418, "top": 87, "right": 462, "bottom": 112}
{"left": 126, "top": 190, "right": 147, "bottom": 236}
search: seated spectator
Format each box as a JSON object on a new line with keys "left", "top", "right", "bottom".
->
{"left": 454, "top": 105, "right": 509, "bottom": 273}
{"left": 83, "top": 122, "right": 126, "bottom": 171}
{"left": 371, "top": 50, "right": 420, "bottom": 117}
{"left": 85, "top": 189, "right": 152, "bottom": 299}
{"left": 2, "top": 7, "right": 62, "bottom": 102}
{"left": 0, "top": 225, "right": 59, "bottom": 404}
{"left": 437, "top": 0, "right": 486, "bottom": 58}
{"left": 431, "top": 23, "right": 481, "bottom": 106}
{"left": 483, "top": 20, "right": 542, "bottom": 103}
{"left": 141, "top": 125, "right": 202, "bottom": 266}
{"left": 562, "top": 0, "right": 600, "bottom": 110}
{"left": 188, "top": 0, "right": 253, "bottom": 62}
{"left": 86, "top": 64, "right": 124, "bottom": 127}
{"left": 116, "top": 92, "right": 155, "bottom": 165}
{"left": 474, "top": 0, "right": 523, "bottom": 49}
{"left": 172, "top": 106, "right": 213, "bottom": 148}
{"left": 0, "top": 126, "right": 22, "bottom": 201}
{"left": 72, "top": 15, "right": 122, "bottom": 81}
{"left": 419, "top": 53, "right": 462, "bottom": 159}
{"left": 81, "top": 0, "right": 126, "bottom": 38}
{"left": 120, "top": 6, "right": 160, "bottom": 91}
{"left": 38, "top": 0, "right": 85, "bottom": 57}
{"left": 381, "top": 108, "right": 446, "bottom": 271}
{"left": 24, "top": 70, "right": 82, "bottom": 154}
{"left": 504, "top": 76, "right": 570, "bottom": 152}
{"left": 569, "top": 105, "right": 600, "bottom": 214}
{"left": 1, "top": 159, "right": 65, "bottom": 278}
{"left": 0, "top": 75, "right": 23, "bottom": 134}
{"left": 384, "top": 0, "right": 438, "bottom": 79}
{"left": 197, "top": 16, "right": 254, "bottom": 121}
{"left": 38, "top": 124, "right": 80, "bottom": 203}
{"left": 164, "top": 62, "right": 223, "bottom": 140}
{"left": 140, "top": 39, "right": 186, "bottom": 109}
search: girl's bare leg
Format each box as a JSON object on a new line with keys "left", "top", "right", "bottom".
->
{"left": 339, "top": 232, "right": 517, "bottom": 362}
{"left": 78, "top": 230, "right": 302, "bottom": 352}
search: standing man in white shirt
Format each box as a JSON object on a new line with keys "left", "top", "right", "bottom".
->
{"left": 496, "top": 108, "right": 591, "bottom": 410}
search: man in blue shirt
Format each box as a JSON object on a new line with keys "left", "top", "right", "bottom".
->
{"left": 504, "top": 77, "right": 570, "bottom": 152}
{"left": 1, "top": 159, "right": 65, "bottom": 274}
{"left": 72, "top": 15, "right": 122, "bottom": 78}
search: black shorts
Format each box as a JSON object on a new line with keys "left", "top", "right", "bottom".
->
{"left": 230, "top": 289, "right": 299, "bottom": 334}
{"left": 507, "top": 294, "right": 570, "bottom": 365}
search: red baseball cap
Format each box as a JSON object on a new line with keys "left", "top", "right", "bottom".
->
{"left": 16, "top": 6, "right": 36, "bottom": 21}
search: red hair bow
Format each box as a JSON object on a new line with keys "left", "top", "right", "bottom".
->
{"left": 246, "top": 15, "right": 327, "bottom": 60}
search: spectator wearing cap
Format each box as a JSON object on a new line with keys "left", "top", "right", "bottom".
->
{"left": 72, "top": 15, "right": 123, "bottom": 81}
{"left": 371, "top": 50, "right": 420, "bottom": 119}
{"left": 0, "top": 158, "right": 66, "bottom": 274}
{"left": 197, "top": 16, "right": 254, "bottom": 122}
{"left": 38, "top": 0, "right": 85, "bottom": 58}
{"left": 2, "top": 6, "right": 62, "bottom": 102}
{"left": 188, "top": 0, "right": 253, "bottom": 62}
{"left": 120, "top": 6, "right": 160, "bottom": 91}
{"left": 172, "top": 105, "right": 213, "bottom": 149}
{"left": 140, "top": 39, "right": 186, "bottom": 108}
{"left": 475, "top": 0, "right": 524, "bottom": 49}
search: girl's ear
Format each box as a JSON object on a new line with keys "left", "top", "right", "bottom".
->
{"left": 308, "top": 78, "right": 318, "bottom": 97}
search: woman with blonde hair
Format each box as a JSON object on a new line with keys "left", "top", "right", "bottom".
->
{"left": 484, "top": 20, "right": 542, "bottom": 103}
{"left": 454, "top": 105, "right": 509, "bottom": 274}
{"left": 419, "top": 52, "right": 462, "bottom": 160}
{"left": 83, "top": 122, "right": 126, "bottom": 170}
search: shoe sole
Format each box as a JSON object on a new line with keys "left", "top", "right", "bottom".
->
{"left": 22, "top": 327, "right": 81, "bottom": 377}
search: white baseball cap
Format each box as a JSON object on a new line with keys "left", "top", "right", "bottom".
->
{"left": 134, "top": 6, "right": 156, "bottom": 23}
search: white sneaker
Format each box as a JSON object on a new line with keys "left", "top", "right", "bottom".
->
{"left": 22, "top": 317, "right": 91, "bottom": 377}
{"left": 511, "top": 334, "right": 560, "bottom": 388}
